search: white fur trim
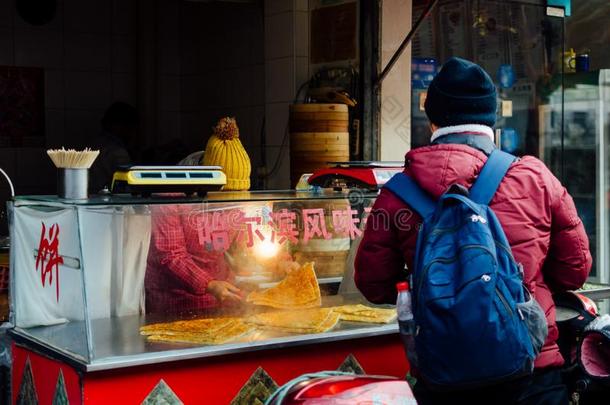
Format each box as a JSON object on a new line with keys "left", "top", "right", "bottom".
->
{"left": 430, "top": 124, "right": 495, "bottom": 143}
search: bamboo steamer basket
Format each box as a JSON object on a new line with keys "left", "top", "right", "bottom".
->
{"left": 294, "top": 239, "right": 349, "bottom": 278}
{"left": 289, "top": 104, "right": 350, "bottom": 187}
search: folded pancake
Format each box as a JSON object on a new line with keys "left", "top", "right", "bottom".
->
{"left": 247, "top": 262, "right": 321, "bottom": 309}
{"left": 144, "top": 319, "right": 254, "bottom": 345}
{"left": 248, "top": 308, "right": 339, "bottom": 333}
{"left": 332, "top": 304, "right": 397, "bottom": 324}
{"left": 263, "top": 312, "right": 341, "bottom": 334}
{"left": 140, "top": 317, "right": 235, "bottom": 336}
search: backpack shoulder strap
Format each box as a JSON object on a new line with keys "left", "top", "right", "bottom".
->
{"left": 383, "top": 173, "right": 435, "bottom": 219}
{"left": 469, "top": 149, "right": 517, "bottom": 205}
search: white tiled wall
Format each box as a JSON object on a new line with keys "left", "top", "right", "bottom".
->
{"left": 0, "top": 0, "right": 138, "bottom": 197}
{"left": 380, "top": 0, "right": 412, "bottom": 161}
{"left": 263, "top": 0, "right": 311, "bottom": 189}
{"left": 0, "top": 0, "right": 277, "bottom": 202}
{"left": 178, "top": 0, "right": 266, "bottom": 176}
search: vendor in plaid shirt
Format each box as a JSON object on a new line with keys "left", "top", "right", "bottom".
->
{"left": 144, "top": 203, "right": 301, "bottom": 315}
{"left": 145, "top": 204, "right": 244, "bottom": 315}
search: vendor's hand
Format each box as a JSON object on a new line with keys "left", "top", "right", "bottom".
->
{"left": 207, "top": 280, "right": 243, "bottom": 303}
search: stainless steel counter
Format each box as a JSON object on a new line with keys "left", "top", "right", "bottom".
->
{"left": 10, "top": 314, "right": 398, "bottom": 372}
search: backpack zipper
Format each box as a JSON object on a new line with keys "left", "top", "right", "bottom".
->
{"left": 426, "top": 217, "right": 469, "bottom": 242}
{"left": 494, "top": 239, "right": 516, "bottom": 263}
{"left": 494, "top": 239, "right": 525, "bottom": 279}
{"left": 416, "top": 245, "right": 497, "bottom": 312}
{"left": 495, "top": 286, "right": 514, "bottom": 317}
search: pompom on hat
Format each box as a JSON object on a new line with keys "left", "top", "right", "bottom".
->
{"left": 424, "top": 57, "right": 497, "bottom": 128}
{"left": 202, "top": 117, "right": 251, "bottom": 191}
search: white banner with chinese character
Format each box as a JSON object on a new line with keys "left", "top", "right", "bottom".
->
{"left": 13, "top": 207, "right": 84, "bottom": 327}
{"left": 13, "top": 205, "right": 151, "bottom": 327}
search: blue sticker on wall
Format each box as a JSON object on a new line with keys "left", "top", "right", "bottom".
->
{"left": 498, "top": 64, "right": 516, "bottom": 89}
{"left": 412, "top": 58, "right": 438, "bottom": 89}
{"left": 547, "top": 0, "right": 571, "bottom": 16}
{"left": 500, "top": 128, "right": 519, "bottom": 153}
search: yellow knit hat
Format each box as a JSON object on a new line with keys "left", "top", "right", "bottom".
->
{"left": 202, "top": 117, "right": 251, "bottom": 191}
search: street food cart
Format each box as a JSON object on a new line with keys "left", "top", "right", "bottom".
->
{"left": 8, "top": 191, "right": 406, "bottom": 404}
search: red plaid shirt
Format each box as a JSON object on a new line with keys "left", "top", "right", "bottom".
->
{"left": 145, "top": 204, "right": 231, "bottom": 315}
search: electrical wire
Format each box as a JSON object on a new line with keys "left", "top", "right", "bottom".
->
{"left": 0, "top": 168, "right": 15, "bottom": 198}
{"left": 265, "top": 79, "right": 311, "bottom": 179}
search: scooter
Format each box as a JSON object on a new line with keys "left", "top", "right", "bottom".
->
{"left": 554, "top": 291, "right": 610, "bottom": 404}
{"left": 264, "top": 371, "right": 417, "bottom": 405}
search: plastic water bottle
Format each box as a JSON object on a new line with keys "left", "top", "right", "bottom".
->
{"left": 397, "top": 281, "right": 417, "bottom": 366}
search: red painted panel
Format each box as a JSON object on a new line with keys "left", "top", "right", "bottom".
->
{"left": 12, "top": 344, "right": 82, "bottom": 405}
{"left": 84, "top": 335, "right": 406, "bottom": 404}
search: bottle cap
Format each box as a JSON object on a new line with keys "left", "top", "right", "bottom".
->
{"left": 396, "top": 281, "right": 409, "bottom": 291}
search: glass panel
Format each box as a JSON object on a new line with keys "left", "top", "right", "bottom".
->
{"left": 605, "top": 70, "right": 610, "bottom": 284}
{"left": 13, "top": 193, "right": 391, "bottom": 365}
{"left": 14, "top": 189, "right": 377, "bottom": 205}
{"left": 542, "top": 72, "right": 606, "bottom": 281}
{"left": 90, "top": 196, "right": 382, "bottom": 363}
{"left": 541, "top": 71, "right": 610, "bottom": 285}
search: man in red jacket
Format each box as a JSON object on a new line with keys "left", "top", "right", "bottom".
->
{"left": 355, "top": 57, "right": 592, "bottom": 404}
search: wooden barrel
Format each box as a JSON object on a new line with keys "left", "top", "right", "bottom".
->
{"left": 289, "top": 104, "right": 350, "bottom": 187}
{"left": 295, "top": 244, "right": 350, "bottom": 278}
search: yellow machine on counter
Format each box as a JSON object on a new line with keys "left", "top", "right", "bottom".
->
{"left": 111, "top": 166, "right": 226, "bottom": 196}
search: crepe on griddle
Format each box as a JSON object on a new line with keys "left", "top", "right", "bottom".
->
{"left": 332, "top": 304, "right": 397, "bottom": 324}
{"left": 141, "top": 317, "right": 254, "bottom": 345}
{"left": 248, "top": 308, "right": 339, "bottom": 333}
{"left": 247, "top": 262, "right": 321, "bottom": 309}
{"left": 140, "top": 317, "right": 235, "bottom": 336}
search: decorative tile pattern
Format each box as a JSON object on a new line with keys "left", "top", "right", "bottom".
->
{"left": 141, "top": 379, "right": 183, "bottom": 405}
{"left": 337, "top": 354, "right": 366, "bottom": 375}
{"left": 16, "top": 357, "right": 38, "bottom": 405}
{"left": 52, "top": 370, "right": 69, "bottom": 405}
{"left": 231, "top": 367, "right": 279, "bottom": 405}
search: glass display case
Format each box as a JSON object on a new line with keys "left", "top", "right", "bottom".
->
{"left": 8, "top": 191, "right": 395, "bottom": 371}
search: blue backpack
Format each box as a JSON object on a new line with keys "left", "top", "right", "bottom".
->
{"left": 384, "top": 149, "right": 540, "bottom": 388}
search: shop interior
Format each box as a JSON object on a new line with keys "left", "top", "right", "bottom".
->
{"left": 1, "top": 0, "right": 610, "bottom": 402}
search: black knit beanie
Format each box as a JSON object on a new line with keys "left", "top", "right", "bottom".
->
{"left": 424, "top": 57, "right": 497, "bottom": 128}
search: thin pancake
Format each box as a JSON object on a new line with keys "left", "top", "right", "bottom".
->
{"left": 146, "top": 321, "right": 254, "bottom": 345}
{"left": 140, "top": 317, "right": 235, "bottom": 336}
{"left": 259, "top": 312, "right": 341, "bottom": 334}
{"left": 247, "top": 262, "right": 321, "bottom": 309}
{"left": 248, "top": 308, "right": 333, "bottom": 331}
{"left": 246, "top": 298, "right": 321, "bottom": 310}
{"left": 332, "top": 304, "right": 397, "bottom": 324}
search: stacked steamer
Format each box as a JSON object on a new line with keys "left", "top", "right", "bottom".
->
{"left": 289, "top": 103, "right": 351, "bottom": 279}
{"left": 289, "top": 103, "right": 349, "bottom": 187}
